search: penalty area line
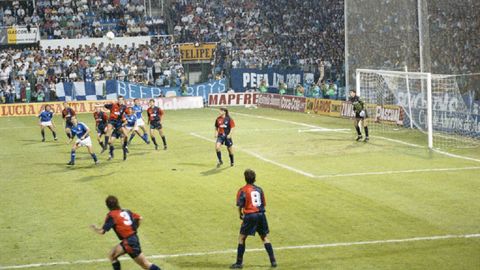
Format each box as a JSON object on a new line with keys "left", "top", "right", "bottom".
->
{"left": 315, "top": 166, "right": 480, "bottom": 179}
{"left": 1, "top": 233, "right": 479, "bottom": 269}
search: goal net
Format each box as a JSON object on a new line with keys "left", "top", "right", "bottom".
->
{"left": 357, "top": 69, "right": 480, "bottom": 150}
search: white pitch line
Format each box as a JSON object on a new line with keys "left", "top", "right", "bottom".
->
{"left": 298, "top": 128, "right": 350, "bottom": 133}
{"left": 315, "top": 166, "right": 480, "bottom": 179}
{"left": 1, "top": 233, "right": 479, "bottom": 269}
{"left": 189, "top": 132, "right": 316, "bottom": 178}
{"left": 433, "top": 149, "right": 480, "bottom": 163}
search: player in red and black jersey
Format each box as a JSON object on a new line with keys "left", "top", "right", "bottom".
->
{"left": 230, "top": 169, "right": 277, "bottom": 269}
{"left": 93, "top": 107, "right": 109, "bottom": 152}
{"left": 215, "top": 107, "right": 235, "bottom": 167}
{"left": 61, "top": 102, "right": 76, "bottom": 140}
{"left": 99, "top": 96, "right": 128, "bottom": 150}
{"left": 91, "top": 195, "right": 162, "bottom": 270}
{"left": 146, "top": 99, "right": 167, "bottom": 150}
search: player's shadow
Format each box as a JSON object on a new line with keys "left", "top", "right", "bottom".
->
{"left": 201, "top": 166, "right": 230, "bottom": 176}
{"left": 76, "top": 171, "right": 115, "bottom": 182}
{"left": 178, "top": 162, "right": 211, "bottom": 168}
{"left": 172, "top": 261, "right": 262, "bottom": 269}
{"left": 128, "top": 151, "right": 149, "bottom": 157}
{"left": 19, "top": 139, "right": 44, "bottom": 145}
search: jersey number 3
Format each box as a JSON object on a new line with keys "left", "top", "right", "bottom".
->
{"left": 251, "top": 191, "right": 262, "bottom": 207}
{"left": 120, "top": 211, "right": 133, "bottom": 226}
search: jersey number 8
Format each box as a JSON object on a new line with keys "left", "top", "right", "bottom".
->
{"left": 120, "top": 211, "right": 133, "bottom": 226}
{"left": 250, "top": 191, "right": 262, "bottom": 207}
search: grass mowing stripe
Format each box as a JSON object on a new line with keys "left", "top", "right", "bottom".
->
{"left": 233, "top": 109, "right": 480, "bottom": 163}
{"left": 1, "top": 233, "right": 479, "bottom": 269}
{"left": 189, "top": 132, "right": 316, "bottom": 178}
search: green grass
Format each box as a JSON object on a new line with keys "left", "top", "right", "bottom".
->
{"left": 0, "top": 107, "right": 479, "bottom": 270}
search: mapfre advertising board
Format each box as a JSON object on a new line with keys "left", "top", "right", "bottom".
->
{"left": 208, "top": 93, "right": 258, "bottom": 107}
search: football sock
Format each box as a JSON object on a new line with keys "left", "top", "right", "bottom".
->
{"left": 149, "top": 264, "right": 161, "bottom": 270}
{"left": 109, "top": 145, "right": 114, "bottom": 156}
{"left": 229, "top": 154, "right": 234, "bottom": 164}
{"left": 264, "top": 243, "right": 276, "bottom": 263}
{"left": 104, "top": 136, "right": 110, "bottom": 147}
{"left": 70, "top": 150, "right": 76, "bottom": 163}
{"left": 112, "top": 260, "right": 121, "bottom": 270}
{"left": 355, "top": 126, "right": 362, "bottom": 136}
{"left": 123, "top": 140, "right": 127, "bottom": 149}
{"left": 216, "top": 151, "right": 222, "bottom": 162}
{"left": 99, "top": 141, "right": 105, "bottom": 148}
{"left": 161, "top": 136, "right": 167, "bottom": 146}
{"left": 67, "top": 132, "right": 72, "bottom": 139}
{"left": 52, "top": 131, "right": 57, "bottom": 138}
{"left": 129, "top": 134, "right": 135, "bottom": 143}
{"left": 364, "top": 126, "right": 369, "bottom": 137}
{"left": 236, "top": 244, "right": 245, "bottom": 265}
{"left": 152, "top": 137, "right": 158, "bottom": 146}
{"left": 41, "top": 130, "right": 45, "bottom": 139}
{"left": 142, "top": 133, "right": 149, "bottom": 142}
{"left": 91, "top": 153, "right": 98, "bottom": 162}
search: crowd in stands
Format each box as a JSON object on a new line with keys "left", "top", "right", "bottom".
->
{"left": 170, "top": 0, "right": 345, "bottom": 81}
{"left": 0, "top": 0, "right": 168, "bottom": 39}
{"left": 0, "top": 37, "right": 183, "bottom": 103}
{"left": 346, "top": 0, "right": 479, "bottom": 94}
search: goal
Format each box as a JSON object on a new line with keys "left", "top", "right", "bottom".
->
{"left": 356, "top": 68, "right": 479, "bottom": 150}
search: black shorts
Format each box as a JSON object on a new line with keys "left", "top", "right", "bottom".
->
{"left": 97, "top": 125, "right": 107, "bottom": 135}
{"left": 109, "top": 119, "right": 123, "bottom": 129}
{"left": 150, "top": 121, "right": 162, "bottom": 130}
{"left": 120, "top": 234, "right": 142, "bottom": 258}
{"left": 112, "top": 127, "right": 123, "bottom": 139}
{"left": 65, "top": 121, "right": 73, "bottom": 129}
{"left": 216, "top": 135, "right": 233, "bottom": 147}
{"left": 240, "top": 212, "right": 269, "bottom": 236}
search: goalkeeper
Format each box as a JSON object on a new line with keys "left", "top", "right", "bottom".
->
{"left": 349, "top": 89, "right": 369, "bottom": 142}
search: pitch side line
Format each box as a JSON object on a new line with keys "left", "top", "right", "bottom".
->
{"left": 1, "top": 233, "right": 479, "bottom": 269}
{"left": 189, "top": 132, "right": 316, "bottom": 178}
{"left": 232, "top": 111, "right": 480, "bottom": 163}
{"left": 315, "top": 166, "right": 480, "bottom": 179}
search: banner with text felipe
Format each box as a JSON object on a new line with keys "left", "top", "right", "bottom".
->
{"left": 208, "top": 93, "right": 259, "bottom": 107}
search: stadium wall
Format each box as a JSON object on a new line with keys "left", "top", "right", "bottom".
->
{"left": 40, "top": 36, "right": 151, "bottom": 49}
{"left": 0, "top": 97, "right": 203, "bottom": 117}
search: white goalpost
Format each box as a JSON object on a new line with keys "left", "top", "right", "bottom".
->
{"left": 356, "top": 68, "right": 479, "bottom": 150}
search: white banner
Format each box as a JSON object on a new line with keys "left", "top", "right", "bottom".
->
{"left": 208, "top": 92, "right": 258, "bottom": 107}
{"left": 6, "top": 27, "right": 40, "bottom": 44}
{"left": 155, "top": 96, "right": 204, "bottom": 110}
{"left": 40, "top": 36, "right": 151, "bottom": 49}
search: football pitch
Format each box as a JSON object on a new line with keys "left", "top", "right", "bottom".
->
{"left": 0, "top": 107, "right": 479, "bottom": 270}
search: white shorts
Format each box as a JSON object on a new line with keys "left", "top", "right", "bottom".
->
{"left": 41, "top": 121, "right": 53, "bottom": 127}
{"left": 125, "top": 125, "right": 138, "bottom": 131}
{"left": 136, "top": 118, "right": 145, "bottom": 127}
{"left": 76, "top": 136, "right": 92, "bottom": 147}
